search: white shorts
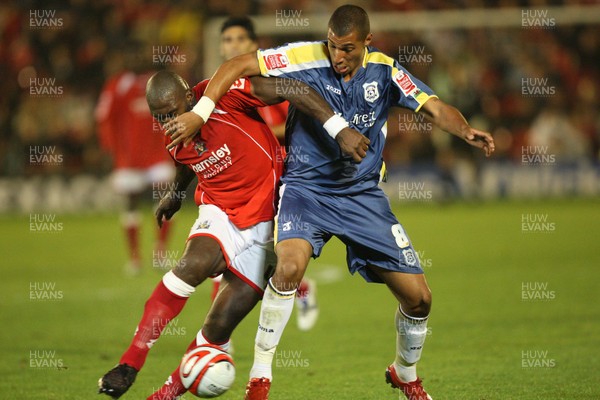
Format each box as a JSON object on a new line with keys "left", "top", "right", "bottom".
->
{"left": 112, "top": 162, "right": 175, "bottom": 194}
{"left": 188, "top": 204, "right": 276, "bottom": 295}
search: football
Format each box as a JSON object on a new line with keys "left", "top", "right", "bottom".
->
{"left": 180, "top": 344, "right": 235, "bottom": 398}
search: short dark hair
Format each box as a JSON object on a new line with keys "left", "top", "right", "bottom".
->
{"left": 221, "top": 17, "right": 257, "bottom": 41}
{"left": 328, "top": 4, "right": 370, "bottom": 40}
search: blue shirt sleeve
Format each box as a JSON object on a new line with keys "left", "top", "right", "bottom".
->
{"left": 389, "top": 61, "right": 437, "bottom": 112}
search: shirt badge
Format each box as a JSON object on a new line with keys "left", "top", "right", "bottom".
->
{"left": 194, "top": 140, "right": 207, "bottom": 156}
{"left": 363, "top": 81, "right": 379, "bottom": 103}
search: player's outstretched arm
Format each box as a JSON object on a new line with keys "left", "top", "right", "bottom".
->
{"left": 250, "top": 76, "right": 370, "bottom": 162}
{"left": 164, "top": 52, "right": 261, "bottom": 149}
{"left": 155, "top": 163, "right": 195, "bottom": 227}
{"left": 250, "top": 77, "right": 334, "bottom": 123}
{"left": 419, "top": 97, "right": 495, "bottom": 157}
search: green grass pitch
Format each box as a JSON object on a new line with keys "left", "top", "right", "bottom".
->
{"left": 1, "top": 198, "right": 599, "bottom": 399}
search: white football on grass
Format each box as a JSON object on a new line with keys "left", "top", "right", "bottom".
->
{"left": 180, "top": 344, "right": 235, "bottom": 398}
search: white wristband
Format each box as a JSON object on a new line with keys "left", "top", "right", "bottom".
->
{"left": 323, "top": 114, "right": 349, "bottom": 139}
{"left": 192, "top": 96, "right": 215, "bottom": 122}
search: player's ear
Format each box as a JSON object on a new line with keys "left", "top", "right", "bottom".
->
{"left": 185, "top": 89, "right": 194, "bottom": 106}
{"left": 364, "top": 33, "right": 372, "bottom": 46}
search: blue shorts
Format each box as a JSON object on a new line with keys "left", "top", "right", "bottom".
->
{"left": 276, "top": 184, "right": 423, "bottom": 283}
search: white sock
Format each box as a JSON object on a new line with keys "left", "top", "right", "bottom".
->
{"left": 249, "top": 279, "right": 296, "bottom": 380}
{"left": 162, "top": 270, "right": 195, "bottom": 297}
{"left": 394, "top": 307, "right": 429, "bottom": 383}
{"left": 196, "top": 329, "right": 231, "bottom": 353}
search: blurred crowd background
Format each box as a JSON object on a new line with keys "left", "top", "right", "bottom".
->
{"left": 1, "top": 0, "right": 598, "bottom": 178}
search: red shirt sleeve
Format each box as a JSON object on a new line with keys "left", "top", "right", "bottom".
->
{"left": 257, "top": 101, "right": 288, "bottom": 127}
{"left": 193, "top": 78, "right": 268, "bottom": 114}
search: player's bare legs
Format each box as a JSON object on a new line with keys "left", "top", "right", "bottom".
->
{"left": 149, "top": 270, "right": 261, "bottom": 400}
{"left": 121, "top": 235, "right": 227, "bottom": 366}
{"left": 371, "top": 267, "right": 432, "bottom": 317}
{"left": 271, "top": 238, "right": 313, "bottom": 291}
{"left": 99, "top": 236, "right": 226, "bottom": 399}
{"left": 204, "top": 269, "right": 262, "bottom": 343}
{"left": 171, "top": 237, "right": 226, "bottom": 286}
{"left": 245, "top": 239, "right": 312, "bottom": 399}
{"left": 369, "top": 266, "right": 433, "bottom": 400}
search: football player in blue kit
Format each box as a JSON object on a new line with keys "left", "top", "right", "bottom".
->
{"left": 166, "top": 5, "right": 495, "bottom": 400}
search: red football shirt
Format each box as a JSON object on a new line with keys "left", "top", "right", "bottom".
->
{"left": 165, "top": 78, "right": 284, "bottom": 229}
{"left": 257, "top": 101, "right": 289, "bottom": 147}
{"left": 95, "top": 71, "right": 170, "bottom": 169}
{"left": 257, "top": 101, "right": 288, "bottom": 128}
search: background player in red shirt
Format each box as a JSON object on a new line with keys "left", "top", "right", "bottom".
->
{"left": 98, "top": 70, "right": 357, "bottom": 400}
{"left": 219, "top": 16, "right": 319, "bottom": 331}
{"left": 95, "top": 41, "right": 174, "bottom": 274}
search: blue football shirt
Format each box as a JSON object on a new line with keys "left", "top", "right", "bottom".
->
{"left": 257, "top": 41, "right": 437, "bottom": 195}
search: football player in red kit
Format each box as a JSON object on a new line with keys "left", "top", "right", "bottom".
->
{"left": 98, "top": 70, "right": 358, "bottom": 399}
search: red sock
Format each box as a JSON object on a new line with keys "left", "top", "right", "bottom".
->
{"left": 125, "top": 224, "right": 140, "bottom": 263}
{"left": 120, "top": 281, "right": 188, "bottom": 370}
{"left": 146, "top": 338, "right": 197, "bottom": 400}
{"left": 297, "top": 279, "right": 310, "bottom": 299}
